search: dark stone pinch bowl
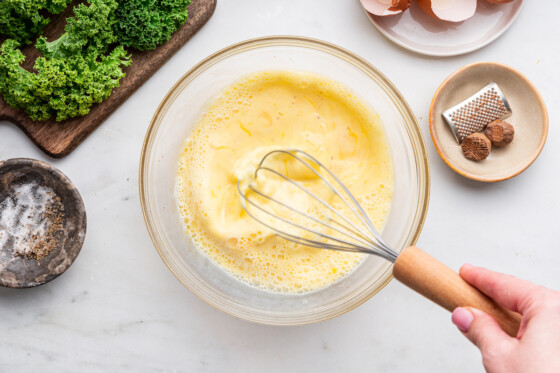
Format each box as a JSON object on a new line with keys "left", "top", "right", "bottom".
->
{"left": 0, "top": 158, "right": 87, "bottom": 288}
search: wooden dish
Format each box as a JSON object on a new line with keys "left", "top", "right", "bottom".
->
{"left": 0, "top": 159, "right": 86, "bottom": 288}
{"left": 429, "top": 62, "right": 548, "bottom": 182}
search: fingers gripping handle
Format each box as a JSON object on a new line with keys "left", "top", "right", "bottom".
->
{"left": 393, "top": 246, "right": 521, "bottom": 337}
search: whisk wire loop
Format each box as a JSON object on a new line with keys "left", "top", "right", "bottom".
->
{"left": 244, "top": 181, "right": 381, "bottom": 252}
{"left": 274, "top": 233, "right": 377, "bottom": 255}
{"left": 258, "top": 150, "right": 378, "bottom": 238}
{"left": 237, "top": 182, "right": 379, "bottom": 254}
{"left": 238, "top": 149, "right": 398, "bottom": 262}
{"left": 261, "top": 150, "right": 394, "bottom": 256}
{"left": 253, "top": 167, "right": 376, "bottom": 248}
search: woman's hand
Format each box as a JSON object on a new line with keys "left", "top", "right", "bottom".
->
{"left": 451, "top": 264, "right": 560, "bottom": 373}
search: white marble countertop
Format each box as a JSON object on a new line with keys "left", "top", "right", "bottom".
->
{"left": 1, "top": 1, "right": 559, "bottom": 371}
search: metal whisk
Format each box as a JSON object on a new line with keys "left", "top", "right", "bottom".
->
{"left": 236, "top": 148, "right": 521, "bottom": 337}
{"left": 237, "top": 149, "right": 398, "bottom": 261}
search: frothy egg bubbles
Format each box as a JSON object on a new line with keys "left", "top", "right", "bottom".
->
{"left": 175, "top": 70, "right": 394, "bottom": 294}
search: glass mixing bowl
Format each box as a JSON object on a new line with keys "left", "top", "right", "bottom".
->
{"left": 140, "top": 36, "right": 430, "bottom": 325}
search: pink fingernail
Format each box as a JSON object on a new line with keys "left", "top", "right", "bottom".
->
{"left": 452, "top": 307, "right": 474, "bottom": 332}
{"left": 462, "top": 263, "right": 473, "bottom": 271}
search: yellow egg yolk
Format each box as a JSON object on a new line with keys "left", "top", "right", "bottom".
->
{"left": 176, "top": 70, "right": 394, "bottom": 294}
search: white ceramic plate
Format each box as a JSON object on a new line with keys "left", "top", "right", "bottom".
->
{"left": 362, "top": 0, "right": 523, "bottom": 57}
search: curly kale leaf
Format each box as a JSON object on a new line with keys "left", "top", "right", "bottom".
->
{"left": 0, "top": 39, "right": 47, "bottom": 118}
{"left": 0, "top": 0, "right": 131, "bottom": 121}
{"left": 0, "top": 39, "right": 131, "bottom": 121}
{"left": 35, "top": 47, "right": 131, "bottom": 121}
{"left": 36, "top": 0, "right": 118, "bottom": 59}
{"left": 0, "top": 0, "right": 72, "bottom": 44}
{"left": 1, "top": 0, "right": 190, "bottom": 121}
{"left": 113, "top": 0, "right": 191, "bottom": 51}
{"left": 44, "top": 0, "right": 72, "bottom": 13}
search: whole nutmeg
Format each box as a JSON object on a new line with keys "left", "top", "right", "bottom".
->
{"left": 461, "top": 133, "right": 491, "bottom": 161}
{"left": 485, "top": 120, "right": 514, "bottom": 146}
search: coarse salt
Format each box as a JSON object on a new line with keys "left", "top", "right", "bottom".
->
{"left": 0, "top": 183, "right": 61, "bottom": 258}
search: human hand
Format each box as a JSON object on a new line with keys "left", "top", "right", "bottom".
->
{"left": 451, "top": 264, "right": 560, "bottom": 373}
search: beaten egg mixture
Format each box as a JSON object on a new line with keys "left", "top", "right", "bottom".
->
{"left": 176, "top": 71, "right": 393, "bottom": 293}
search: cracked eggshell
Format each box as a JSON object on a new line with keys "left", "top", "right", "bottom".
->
{"left": 361, "top": 0, "right": 412, "bottom": 16}
{"left": 417, "top": 0, "right": 477, "bottom": 22}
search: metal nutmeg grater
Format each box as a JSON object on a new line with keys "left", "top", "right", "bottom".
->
{"left": 442, "top": 82, "right": 512, "bottom": 143}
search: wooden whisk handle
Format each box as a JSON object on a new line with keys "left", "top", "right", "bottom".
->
{"left": 393, "top": 246, "right": 521, "bottom": 337}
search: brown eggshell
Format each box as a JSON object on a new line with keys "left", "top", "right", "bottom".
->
{"left": 389, "top": 0, "right": 412, "bottom": 12}
{"left": 417, "top": 0, "right": 438, "bottom": 19}
{"left": 361, "top": 0, "right": 411, "bottom": 16}
{"left": 417, "top": 0, "right": 476, "bottom": 22}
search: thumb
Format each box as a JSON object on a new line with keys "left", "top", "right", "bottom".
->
{"left": 452, "top": 307, "right": 515, "bottom": 354}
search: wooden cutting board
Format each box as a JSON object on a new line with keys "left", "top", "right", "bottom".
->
{"left": 0, "top": 0, "right": 216, "bottom": 158}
